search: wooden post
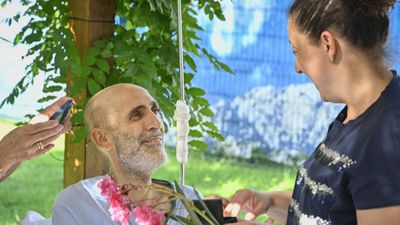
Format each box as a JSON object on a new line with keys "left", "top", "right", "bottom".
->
{"left": 65, "top": 0, "right": 115, "bottom": 187}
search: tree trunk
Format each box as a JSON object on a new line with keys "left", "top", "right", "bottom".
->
{"left": 65, "top": 0, "right": 115, "bottom": 188}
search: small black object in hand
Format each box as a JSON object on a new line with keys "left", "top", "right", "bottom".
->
{"left": 50, "top": 100, "right": 73, "bottom": 125}
{"left": 193, "top": 199, "right": 238, "bottom": 225}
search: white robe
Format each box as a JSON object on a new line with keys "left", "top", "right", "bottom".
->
{"left": 52, "top": 175, "right": 199, "bottom": 225}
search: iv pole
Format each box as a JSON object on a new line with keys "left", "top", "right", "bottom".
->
{"left": 175, "top": 0, "right": 190, "bottom": 186}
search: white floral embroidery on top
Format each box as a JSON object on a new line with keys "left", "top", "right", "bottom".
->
{"left": 297, "top": 165, "right": 334, "bottom": 196}
{"left": 318, "top": 143, "right": 357, "bottom": 169}
{"left": 290, "top": 199, "right": 331, "bottom": 225}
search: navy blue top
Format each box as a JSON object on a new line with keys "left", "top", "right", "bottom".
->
{"left": 286, "top": 73, "right": 400, "bottom": 225}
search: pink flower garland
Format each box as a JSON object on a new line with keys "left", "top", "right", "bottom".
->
{"left": 98, "top": 176, "right": 165, "bottom": 225}
{"left": 98, "top": 176, "right": 131, "bottom": 225}
{"left": 133, "top": 204, "right": 166, "bottom": 225}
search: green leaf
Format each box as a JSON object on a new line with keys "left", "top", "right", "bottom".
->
{"left": 183, "top": 54, "right": 197, "bottom": 72}
{"left": 199, "top": 107, "right": 214, "bottom": 117}
{"left": 82, "top": 52, "right": 96, "bottom": 66}
{"left": 215, "top": 11, "right": 225, "bottom": 21}
{"left": 189, "top": 129, "right": 203, "bottom": 138}
{"left": 71, "top": 110, "right": 84, "bottom": 124}
{"left": 52, "top": 75, "right": 67, "bottom": 84}
{"left": 70, "top": 76, "right": 87, "bottom": 96}
{"left": 88, "top": 78, "right": 102, "bottom": 95}
{"left": 24, "top": 32, "right": 41, "bottom": 43}
{"left": 71, "top": 64, "right": 82, "bottom": 77}
{"left": 101, "top": 49, "right": 112, "bottom": 58}
{"left": 188, "top": 87, "right": 206, "bottom": 96}
{"left": 94, "top": 39, "right": 106, "bottom": 49}
{"left": 14, "top": 32, "right": 23, "bottom": 44}
{"left": 193, "top": 97, "right": 209, "bottom": 107}
{"left": 202, "top": 121, "right": 218, "bottom": 130}
{"left": 86, "top": 47, "right": 101, "bottom": 57}
{"left": 205, "top": 130, "right": 225, "bottom": 142}
{"left": 96, "top": 58, "right": 110, "bottom": 73}
{"left": 92, "top": 68, "right": 106, "bottom": 86}
{"left": 173, "top": 181, "right": 203, "bottom": 225}
{"left": 106, "top": 41, "right": 114, "bottom": 50}
{"left": 81, "top": 66, "right": 92, "bottom": 77}
{"left": 204, "top": 4, "right": 211, "bottom": 15}
{"left": 209, "top": 12, "right": 214, "bottom": 20}
{"left": 37, "top": 95, "right": 57, "bottom": 103}
{"left": 188, "top": 140, "right": 208, "bottom": 150}
{"left": 184, "top": 73, "right": 194, "bottom": 83}
{"left": 70, "top": 85, "right": 81, "bottom": 96}
{"left": 43, "top": 85, "right": 63, "bottom": 93}
{"left": 189, "top": 118, "right": 199, "bottom": 126}
{"left": 125, "top": 63, "right": 138, "bottom": 77}
{"left": 139, "top": 63, "right": 157, "bottom": 79}
{"left": 220, "top": 62, "right": 234, "bottom": 74}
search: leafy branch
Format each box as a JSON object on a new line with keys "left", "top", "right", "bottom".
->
{"left": 0, "top": 0, "right": 234, "bottom": 151}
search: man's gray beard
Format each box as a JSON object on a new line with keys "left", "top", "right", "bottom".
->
{"left": 113, "top": 131, "right": 167, "bottom": 177}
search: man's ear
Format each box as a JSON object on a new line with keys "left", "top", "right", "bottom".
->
{"left": 320, "top": 31, "right": 338, "bottom": 63}
{"left": 90, "top": 128, "right": 114, "bottom": 151}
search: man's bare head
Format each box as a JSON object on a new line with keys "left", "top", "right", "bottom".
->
{"left": 84, "top": 83, "right": 166, "bottom": 177}
{"left": 85, "top": 83, "right": 151, "bottom": 130}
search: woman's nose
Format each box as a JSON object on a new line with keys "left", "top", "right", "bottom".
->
{"left": 295, "top": 63, "right": 302, "bottom": 74}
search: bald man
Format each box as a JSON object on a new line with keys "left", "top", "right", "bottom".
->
{"left": 52, "top": 84, "right": 199, "bottom": 225}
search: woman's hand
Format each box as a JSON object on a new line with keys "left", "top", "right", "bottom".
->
{"left": 0, "top": 97, "right": 73, "bottom": 181}
{"left": 1, "top": 120, "right": 64, "bottom": 163}
{"left": 224, "top": 190, "right": 292, "bottom": 224}
{"left": 224, "top": 189, "right": 273, "bottom": 221}
{"left": 31, "top": 96, "right": 73, "bottom": 133}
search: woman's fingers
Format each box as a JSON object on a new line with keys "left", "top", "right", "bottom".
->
{"left": 230, "top": 202, "right": 242, "bottom": 217}
{"left": 40, "top": 132, "right": 62, "bottom": 147}
{"left": 19, "top": 118, "right": 64, "bottom": 161}
{"left": 25, "top": 120, "right": 59, "bottom": 135}
{"left": 265, "top": 218, "right": 275, "bottom": 225}
{"left": 28, "top": 143, "right": 55, "bottom": 160}
{"left": 28, "top": 131, "right": 61, "bottom": 157}
{"left": 27, "top": 132, "right": 60, "bottom": 160}
{"left": 224, "top": 189, "right": 252, "bottom": 217}
{"left": 244, "top": 200, "right": 269, "bottom": 221}
{"left": 245, "top": 212, "right": 256, "bottom": 221}
{"left": 29, "top": 124, "right": 64, "bottom": 144}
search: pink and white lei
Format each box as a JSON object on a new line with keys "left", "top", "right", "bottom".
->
{"left": 98, "top": 176, "right": 166, "bottom": 225}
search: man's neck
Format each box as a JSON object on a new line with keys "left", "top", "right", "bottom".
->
{"left": 110, "top": 168, "right": 152, "bottom": 188}
{"left": 109, "top": 167, "right": 171, "bottom": 212}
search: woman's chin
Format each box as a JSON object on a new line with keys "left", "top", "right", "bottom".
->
{"left": 319, "top": 93, "right": 331, "bottom": 102}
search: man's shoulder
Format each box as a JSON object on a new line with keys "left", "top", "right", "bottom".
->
{"left": 178, "top": 183, "right": 203, "bottom": 199}
{"left": 52, "top": 176, "right": 109, "bottom": 224}
{"left": 54, "top": 175, "right": 105, "bottom": 206}
{"left": 152, "top": 178, "right": 202, "bottom": 199}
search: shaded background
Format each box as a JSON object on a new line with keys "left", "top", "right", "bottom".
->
{"left": 1, "top": 0, "right": 400, "bottom": 163}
